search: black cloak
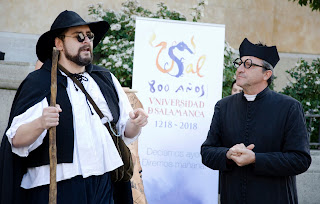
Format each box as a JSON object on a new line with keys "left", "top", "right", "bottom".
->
{"left": 0, "top": 59, "right": 120, "bottom": 204}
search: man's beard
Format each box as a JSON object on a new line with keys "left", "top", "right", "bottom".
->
{"left": 64, "top": 45, "right": 93, "bottom": 67}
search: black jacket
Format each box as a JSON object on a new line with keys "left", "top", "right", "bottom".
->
{"left": 201, "top": 87, "right": 311, "bottom": 204}
{"left": 0, "top": 59, "right": 120, "bottom": 204}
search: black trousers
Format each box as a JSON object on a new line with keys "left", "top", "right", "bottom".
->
{"left": 23, "top": 172, "right": 114, "bottom": 204}
{"left": 113, "top": 181, "right": 133, "bottom": 204}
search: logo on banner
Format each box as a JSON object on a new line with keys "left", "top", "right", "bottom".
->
{"left": 149, "top": 34, "right": 206, "bottom": 78}
{"left": 148, "top": 34, "right": 207, "bottom": 98}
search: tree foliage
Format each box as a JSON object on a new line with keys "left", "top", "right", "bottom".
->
{"left": 290, "top": 0, "right": 320, "bottom": 11}
{"left": 222, "top": 43, "right": 237, "bottom": 97}
{"left": 280, "top": 58, "right": 320, "bottom": 147}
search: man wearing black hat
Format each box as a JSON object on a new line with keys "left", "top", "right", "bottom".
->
{"left": 0, "top": 10, "right": 148, "bottom": 204}
{"left": 201, "top": 38, "right": 311, "bottom": 204}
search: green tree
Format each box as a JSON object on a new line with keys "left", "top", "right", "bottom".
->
{"left": 290, "top": 0, "right": 320, "bottom": 11}
{"left": 222, "top": 42, "right": 237, "bottom": 97}
{"left": 280, "top": 58, "right": 320, "bottom": 147}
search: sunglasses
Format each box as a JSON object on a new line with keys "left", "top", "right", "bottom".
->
{"left": 60, "top": 32, "right": 95, "bottom": 43}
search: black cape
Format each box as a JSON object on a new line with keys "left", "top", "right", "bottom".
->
{"left": 0, "top": 59, "right": 120, "bottom": 204}
{"left": 201, "top": 87, "right": 311, "bottom": 204}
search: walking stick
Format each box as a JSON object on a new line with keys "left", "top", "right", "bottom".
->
{"left": 49, "top": 47, "right": 59, "bottom": 204}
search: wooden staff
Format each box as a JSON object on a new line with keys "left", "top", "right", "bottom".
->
{"left": 49, "top": 47, "right": 59, "bottom": 204}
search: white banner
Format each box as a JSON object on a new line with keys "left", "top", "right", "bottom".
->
{"left": 132, "top": 17, "right": 225, "bottom": 204}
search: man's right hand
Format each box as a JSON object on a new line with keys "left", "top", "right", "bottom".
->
{"left": 12, "top": 104, "right": 62, "bottom": 148}
{"left": 40, "top": 104, "right": 62, "bottom": 129}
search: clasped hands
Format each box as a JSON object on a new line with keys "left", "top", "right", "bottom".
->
{"left": 226, "top": 143, "right": 256, "bottom": 167}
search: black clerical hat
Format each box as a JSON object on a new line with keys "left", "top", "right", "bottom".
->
{"left": 36, "top": 10, "right": 109, "bottom": 62}
{"left": 239, "top": 38, "right": 280, "bottom": 68}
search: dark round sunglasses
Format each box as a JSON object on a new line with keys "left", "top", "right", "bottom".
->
{"left": 60, "top": 32, "right": 95, "bottom": 43}
{"left": 233, "top": 58, "right": 268, "bottom": 69}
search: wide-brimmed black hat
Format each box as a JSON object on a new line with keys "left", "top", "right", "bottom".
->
{"left": 239, "top": 38, "right": 280, "bottom": 68}
{"left": 36, "top": 10, "right": 109, "bottom": 62}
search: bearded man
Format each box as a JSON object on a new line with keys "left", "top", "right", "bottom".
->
{"left": 0, "top": 10, "right": 148, "bottom": 204}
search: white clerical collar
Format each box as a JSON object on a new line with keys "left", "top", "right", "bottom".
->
{"left": 244, "top": 94, "right": 257, "bottom": 101}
